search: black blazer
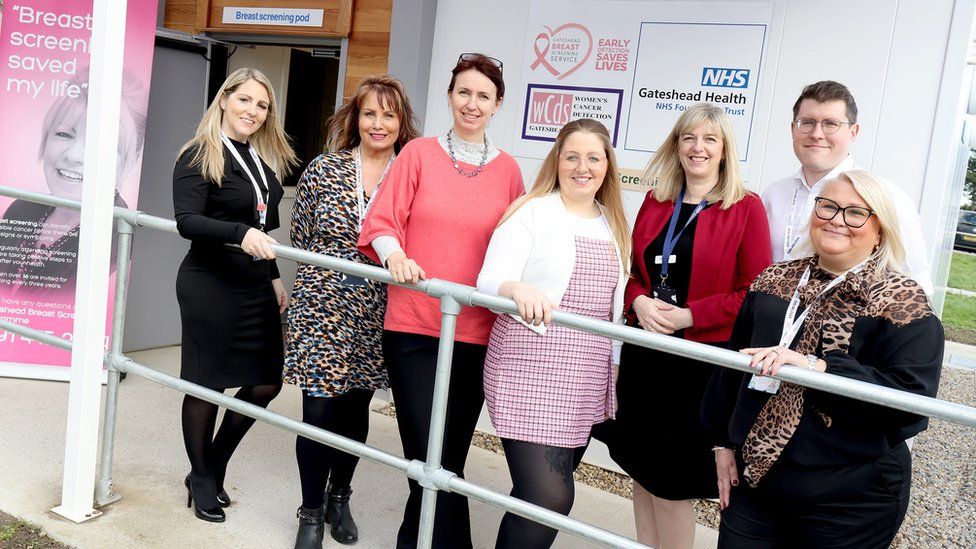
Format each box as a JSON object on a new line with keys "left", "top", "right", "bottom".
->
{"left": 172, "top": 144, "right": 284, "bottom": 278}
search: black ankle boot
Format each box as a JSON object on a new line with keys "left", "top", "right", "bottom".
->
{"left": 325, "top": 484, "right": 359, "bottom": 544}
{"left": 294, "top": 505, "right": 325, "bottom": 549}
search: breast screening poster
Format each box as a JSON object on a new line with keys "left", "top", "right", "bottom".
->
{"left": 515, "top": 0, "right": 773, "bottom": 191}
{"left": 0, "top": 0, "right": 157, "bottom": 380}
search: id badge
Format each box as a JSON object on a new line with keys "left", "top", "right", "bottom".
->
{"left": 652, "top": 284, "right": 678, "bottom": 305}
{"left": 747, "top": 373, "right": 781, "bottom": 394}
{"left": 339, "top": 273, "right": 368, "bottom": 287}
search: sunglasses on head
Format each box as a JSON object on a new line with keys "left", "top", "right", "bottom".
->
{"left": 457, "top": 53, "right": 503, "bottom": 74}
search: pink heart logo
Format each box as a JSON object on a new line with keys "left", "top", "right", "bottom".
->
{"left": 531, "top": 23, "right": 593, "bottom": 81}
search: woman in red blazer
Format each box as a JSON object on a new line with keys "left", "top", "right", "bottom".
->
{"left": 607, "top": 103, "right": 770, "bottom": 548}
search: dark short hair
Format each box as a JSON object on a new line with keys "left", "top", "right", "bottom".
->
{"left": 448, "top": 53, "right": 505, "bottom": 100}
{"left": 792, "top": 80, "right": 858, "bottom": 123}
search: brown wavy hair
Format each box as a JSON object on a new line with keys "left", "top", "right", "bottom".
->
{"left": 325, "top": 74, "right": 420, "bottom": 153}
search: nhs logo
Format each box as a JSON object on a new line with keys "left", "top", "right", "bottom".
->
{"left": 700, "top": 68, "right": 750, "bottom": 89}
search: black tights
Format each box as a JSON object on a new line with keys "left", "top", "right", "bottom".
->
{"left": 181, "top": 383, "right": 281, "bottom": 505}
{"left": 495, "top": 439, "right": 587, "bottom": 549}
{"left": 295, "top": 388, "right": 374, "bottom": 508}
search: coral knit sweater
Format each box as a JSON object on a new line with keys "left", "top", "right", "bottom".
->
{"left": 358, "top": 137, "right": 525, "bottom": 345}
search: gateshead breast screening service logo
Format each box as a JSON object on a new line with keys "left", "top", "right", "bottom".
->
{"left": 530, "top": 23, "right": 593, "bottom": 80}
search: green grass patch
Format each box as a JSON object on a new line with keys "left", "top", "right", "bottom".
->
{"left": 0, "top": 522, "right": 18, "bottom": 541}
{"left": 948, "top": 252, "right": 976, "bottom": 292}
{"left": 943, "top": 293, "right": 976, "bottom": 331}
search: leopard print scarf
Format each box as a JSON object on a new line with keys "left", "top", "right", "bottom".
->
{"left": 740, "top": 256, "right": 874, "bottom": 487}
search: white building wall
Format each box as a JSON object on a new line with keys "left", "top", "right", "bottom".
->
{"left": 413, "top": 0, "right": 976, "bottom": 471}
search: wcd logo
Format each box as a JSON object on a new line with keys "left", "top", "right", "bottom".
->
{"left": 700, "top": 67, "right": 750, "bottom": 89}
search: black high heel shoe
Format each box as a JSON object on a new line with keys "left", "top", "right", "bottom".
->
{"left": 185, "top": 473, "right": 230, "bottom": 507}
{"left": 184, "top": 475, "right": 226, "bottom": 523}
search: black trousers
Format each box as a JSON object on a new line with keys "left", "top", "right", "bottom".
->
{"left": 383, "top": 330, "right": 488, "bottom": 549}
{"left": 719, "top": 442, "right": 912, "bottom": 549}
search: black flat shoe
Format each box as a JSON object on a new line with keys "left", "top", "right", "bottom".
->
{"left": 294, "top": 505, "right": 325, "bottom": 549}
{"left": 325, "top": 484, "right": 359, "bottom": 544}
{"left": 184, "top": 475, "right": 226, "bottom": 523}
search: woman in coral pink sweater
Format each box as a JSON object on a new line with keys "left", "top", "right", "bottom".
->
{"left": 357, "top": 53, "right": 523, "bottom": 549}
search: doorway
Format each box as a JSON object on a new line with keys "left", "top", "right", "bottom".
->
{"left": 283, "top": 50, "right": 340, "bottom": 186}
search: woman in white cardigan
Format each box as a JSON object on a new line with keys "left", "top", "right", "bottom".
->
{"left": 477, "top": 118, "right": 631, "bottom": 549}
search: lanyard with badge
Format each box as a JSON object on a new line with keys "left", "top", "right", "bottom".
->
{"left": 783, "top": 187, "right": 803, "bottom": 259}
{"left": 353, "top": 145, "right": 394, "bottom": 233}
{"left": 220, "top": 132, "right": 269, "bottom": 229}
{"left": 341, "top": 145, "right": 395, "bottom": 287}
{"left": 748, "top": 259, "right": 867, "bottom": 394}
{"left": 652, "top": 187, "right": 708, "bottom": 305}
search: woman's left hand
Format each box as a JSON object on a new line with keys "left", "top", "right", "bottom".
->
{"left": 741, "top": 346, "right": 826, "bottom": 376}
{"left": 714, "top": 448, "right": 738, "bottom": 510}
{"left": 657, "top": 306, "right": 693, "bottom": 331}
{"left": 272, "top": 278, "right": 288, "bottom": 314}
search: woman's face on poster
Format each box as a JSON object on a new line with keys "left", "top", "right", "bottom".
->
{"left": 42, "top": 115, "right": 87, "bottom": 201}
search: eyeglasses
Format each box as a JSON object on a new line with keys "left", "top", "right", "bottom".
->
{"left": 813, "top": 197, "right": 874, "bottom": 228}
{"left": 559, "top": 152, "right": 607, "bottom": 169}
{"left": 457, "top": 53, "right": 504, "bottom": 74}
{"left": 793, "top": 118, "right": 854, "bottom": 135}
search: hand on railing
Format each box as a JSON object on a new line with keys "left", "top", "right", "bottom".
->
{"left": 501, "top": 281, "right": 553, "bottom": 326}
{"left": 386, "top": 251, "right": 426, "bottom": 284}
{"left": 632, "top": 295, "right": 677, "bottom": 334}
{"left": 241, "top": 228, "right": 278, "bottom": 260}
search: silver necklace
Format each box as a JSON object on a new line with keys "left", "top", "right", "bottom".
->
{"left": 447, "top": 129, "right": 488, "bottom": 178}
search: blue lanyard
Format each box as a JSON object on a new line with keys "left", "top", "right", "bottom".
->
{"left": 660, "top": 187, "right": 708, "bottom": 283}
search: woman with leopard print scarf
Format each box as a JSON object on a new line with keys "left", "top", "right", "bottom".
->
{"left": 702, "top": 169, "right": 943, "bottom": 548}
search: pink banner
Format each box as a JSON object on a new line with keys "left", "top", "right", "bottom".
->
{"left": 0, "top": 1, "right": 157, "bottom": 376}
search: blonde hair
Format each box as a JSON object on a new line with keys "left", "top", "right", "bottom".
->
{"left": 642, "top": 103, "right": 746, "bottom": 209}
{"left": 179, "top": 68, "right": 298, "bottom": 184}
{"left": 499, "top": 118, "right": 631, "bottom": 265}
{"left": 325, "top": 74, "right": 421, "bottom": 153}
{"left": 819, "top": 170, "right": 906, "bottom": 276}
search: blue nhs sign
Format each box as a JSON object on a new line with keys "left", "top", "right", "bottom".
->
{"left": 700, "top": 67, "right": 750, "bottom": 89}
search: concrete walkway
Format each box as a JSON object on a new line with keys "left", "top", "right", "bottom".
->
{"left": 0, "top": 346, "right": 718, "bottom": 548}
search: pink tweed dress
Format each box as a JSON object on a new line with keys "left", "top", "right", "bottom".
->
{"left": 483, "top": 236, "right": 618, "bottom": 448}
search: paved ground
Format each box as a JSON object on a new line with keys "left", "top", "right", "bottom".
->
{"left": 0, "top": 346, "right": 718, "bottom": 549}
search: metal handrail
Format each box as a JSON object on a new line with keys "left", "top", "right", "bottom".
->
{"left": 1, "top": 184, "right": 973, "bottom": 549}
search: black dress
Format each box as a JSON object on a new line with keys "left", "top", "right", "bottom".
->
{"left": 609, "top": 201, "right": 720, "bottom": 500}
{"left": 173, "top": 140, "right": 284, "bottom": 389}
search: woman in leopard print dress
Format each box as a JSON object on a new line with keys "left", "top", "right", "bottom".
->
{"left": 703, "top": 170, "right": 943, "bottom": 549}
{"left": 283, "top": 75, "right": 419, "bottom": 549}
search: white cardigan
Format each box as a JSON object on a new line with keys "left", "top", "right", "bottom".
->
{"left": 477, "top": 192, "right": 629, "bottom": 363}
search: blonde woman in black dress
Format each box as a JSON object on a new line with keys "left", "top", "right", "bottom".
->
{"left": 284, "top": 75, "right": 419, "bottom": 548}
{"left": 173, "top": 67, "right": 297, "bottom": 523}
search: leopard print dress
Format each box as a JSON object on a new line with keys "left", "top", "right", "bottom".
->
{"left": 283, "top": 150, "right": 387, "bottom": 396}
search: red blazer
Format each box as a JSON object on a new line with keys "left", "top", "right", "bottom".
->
{"left": 625, "top": 191, "right": 771, "bottom": 343}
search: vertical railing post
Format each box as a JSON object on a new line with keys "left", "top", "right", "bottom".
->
{"left": 94, "top": 218, "right": 135, "bottom": 506}
{"left": 416, "top": 295, "right": 463, "bottom": 549}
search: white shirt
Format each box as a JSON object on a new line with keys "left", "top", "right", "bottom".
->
{"left": 761, "top": 156, "right": 933, "bottom": 295}
{"left": 477, "top": 192, "right": 629, "bottom": 363}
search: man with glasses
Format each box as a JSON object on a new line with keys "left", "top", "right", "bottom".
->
{"left": 761, "top": 80, "right": 932, "bottom": 294}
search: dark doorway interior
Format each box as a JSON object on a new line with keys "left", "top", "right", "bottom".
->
{"left": 283, "top": 50, "right": 339, "bottom": 185}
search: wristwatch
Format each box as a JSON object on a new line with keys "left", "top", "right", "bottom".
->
{"left": 805, "top": 354, "right": 819, "bottom": 370}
